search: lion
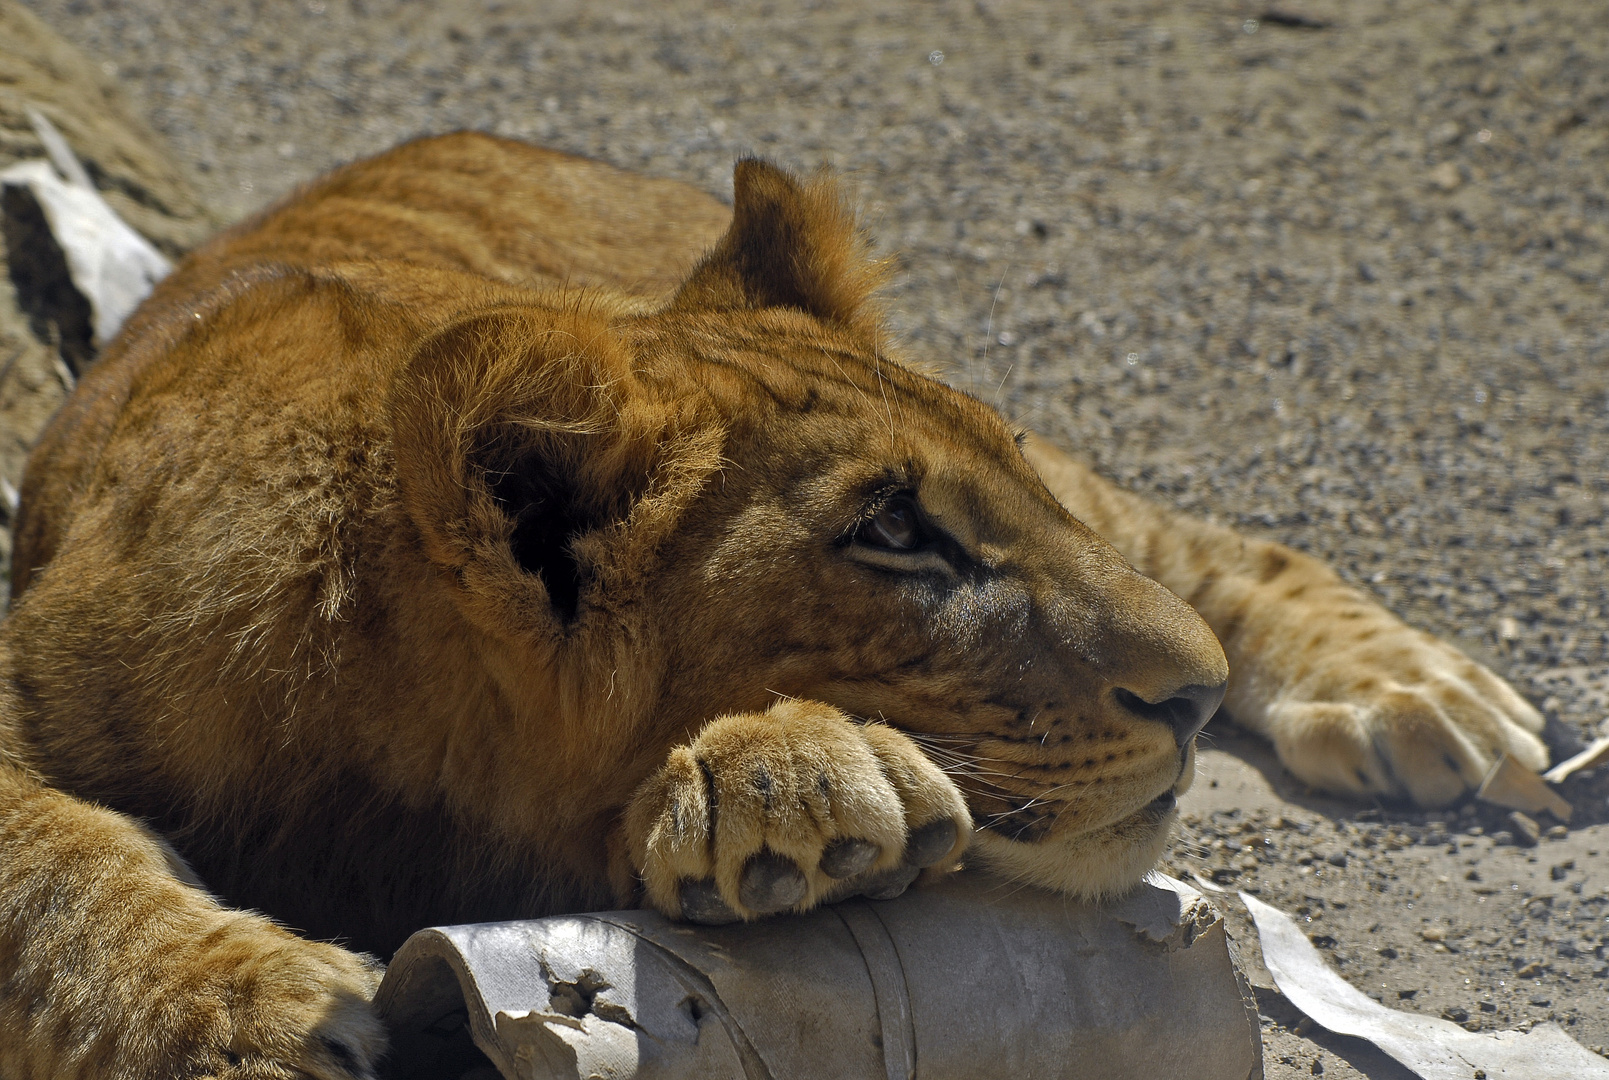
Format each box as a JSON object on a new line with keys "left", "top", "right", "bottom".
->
{"left": 0, "top": 132, "right": 1546, "bottom": 1079}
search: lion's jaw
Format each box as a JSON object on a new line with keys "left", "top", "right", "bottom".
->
{"left": 967, "top": 741, "right": 1199, "bottom": 900}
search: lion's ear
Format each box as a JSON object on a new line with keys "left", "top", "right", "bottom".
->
{"left": 669, "top": 158, "right": 886, "bottom": 329}
{"left": 390, "top": 308, "right": 671, "bottom": 630}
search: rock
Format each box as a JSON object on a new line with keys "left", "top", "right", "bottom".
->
{"left": 1508, "top": 811, "right": 1542, "bottom": 848}
{"left": 1429, "top": 161, "right": 1462, "bottom": 191}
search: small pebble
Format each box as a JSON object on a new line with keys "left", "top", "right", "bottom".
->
{"left": 1507, "top": 812, "right": 1541, "bottom": 848}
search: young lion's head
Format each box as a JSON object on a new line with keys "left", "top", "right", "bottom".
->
{"left": 390, "top": 159, "right": 1228, "bottom": 901}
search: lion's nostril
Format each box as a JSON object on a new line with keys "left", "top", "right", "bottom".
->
{"left": 1113, "top": 682, "right": 1226, "bottom": 746}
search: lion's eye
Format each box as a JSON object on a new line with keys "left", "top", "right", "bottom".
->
{"left": 862, "top": 497, "right": 922, "bottom": 551}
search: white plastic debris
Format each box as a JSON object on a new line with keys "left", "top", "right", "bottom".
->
{"left": 0, "top": 106, "right": 170, "bottom": 346}
{"left": 1242, "top": 892, "right": 1609, "bottom": 1080}
{"left": 376, "top": 871, "right": 1262, "bottom": 1080}
{"left": 1543, "top": 733, "right": 1609, "bottom": 785}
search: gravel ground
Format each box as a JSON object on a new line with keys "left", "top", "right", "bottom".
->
{"left": 12, "top": 0, "right": 1609, "bottom": 1076}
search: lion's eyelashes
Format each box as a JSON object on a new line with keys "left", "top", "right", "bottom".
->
{"left": 842, "top": 489, "right": 974, "bottom": 580}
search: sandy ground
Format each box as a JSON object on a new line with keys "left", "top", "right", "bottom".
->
{"left": 10, "top": 0, "right": 1609, "bottom": 1076}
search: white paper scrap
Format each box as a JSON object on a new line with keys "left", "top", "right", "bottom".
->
{"left": 1, "top": 108, "right": 170, "bottom": 347}
{"left": 1543, "top": 734, "right": 1609, "bottom": 785}
{"left": 1241, "top": 892, "right": 1609, "bottom": 1080}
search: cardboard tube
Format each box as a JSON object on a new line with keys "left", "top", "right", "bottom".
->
{"left": 376, "top": 871, "right": 1262, "bottom": 1080}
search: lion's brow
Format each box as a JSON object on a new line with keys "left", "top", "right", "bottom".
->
{"left": 689, "top": 349, "right": 915, "bottom": 416}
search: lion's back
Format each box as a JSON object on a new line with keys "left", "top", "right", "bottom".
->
{"left": 11, "top": 133, "right": 734, "bottom": 600}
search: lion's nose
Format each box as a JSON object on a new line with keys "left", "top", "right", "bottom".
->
{"left": 1113, "top": 681, "right": 1227, "bottom": 747}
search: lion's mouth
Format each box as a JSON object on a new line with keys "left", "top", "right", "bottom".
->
{"left": 1142, "top": 790, "right": 1177, "bottom": 818}
{"left": 964, "top": 755, "right": 1195, "bottom": 901}
{"left": 971, "top": 741, "right": 1193, "bottom": 842}
{"left": 980, "top": 784, "right": 1180, "bottom": 843}
{"left": 1073, "top": 771, "right": 1185, "bottom": 832}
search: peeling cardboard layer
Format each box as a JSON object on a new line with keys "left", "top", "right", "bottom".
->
{"left": 1243, "top": 892, "right": 1609, "bottom": 1080}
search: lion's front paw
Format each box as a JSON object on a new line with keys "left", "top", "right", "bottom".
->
{"left": 189, "top": 918, "right": 385, "bottom": 1080}
{"left": 625, "top": 699, "right": 970, "bottom": 923}
{"left": 3, "top": 793, "right": 385, "bottom": 1080}
{"left": 1259, "top": 620, "right": 1547, "bottom": 807}
{"left": 100, "top": 907, "right": 386, "bottom": 1080}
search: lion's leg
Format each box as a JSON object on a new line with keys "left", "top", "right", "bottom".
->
{"left": 1023, "top": 435, "right": 1546, "bottom": 807}
{"left": 0, "top": 737, "right": 384, "bottom": 1078}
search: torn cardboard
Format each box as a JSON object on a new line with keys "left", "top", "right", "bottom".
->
{"left": 1242, "top": 891, "right": 1609, "bottom": 1080}
{"left": 376, "top": 870, "right": 1262, "bottom": 1080}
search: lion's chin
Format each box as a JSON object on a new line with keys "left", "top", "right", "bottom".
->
{"left": 967, "top": 747, "right": 1197, "bottom": 902}
{"left": 967, "top": 802, "right": 1178, "bottom": 902}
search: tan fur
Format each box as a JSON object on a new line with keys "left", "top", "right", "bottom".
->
{"left": 0, "top": 132, "right": 1541, "bottom": 1077}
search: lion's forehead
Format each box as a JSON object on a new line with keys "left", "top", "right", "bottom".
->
{"left": 637, "top": 314, "right": 1007, "bottom": 434}
{"left": 680, "top": 354, "right": 1030, "bottom": 501}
